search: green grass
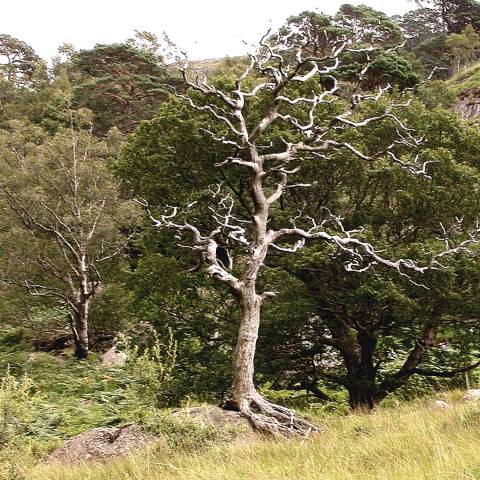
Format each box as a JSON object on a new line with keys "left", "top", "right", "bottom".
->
{"left": 447, "top": 62, "right": 480, "bottom": 95}
{"left": 0, "top": 347, "right": 135, "bottom": 447}
{"left": 27, "top": 395, "right": 480, "bottom": 480}
{"left": 2, "top": 332, "right": 480, "bottom": 480}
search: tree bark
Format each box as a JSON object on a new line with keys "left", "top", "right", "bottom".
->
{"left": 72, "top": 300, "right": 90, "bottom": 359}
{"left": 345, "top": 330, "right": 380, "bottom": 410}
{"left": 313, "top": 312, "right": 384, "bottom": 411}
{"left": 229, "top": 148, "right": 270, "bottom": 410}
{"left": 347, "top": 383, "right": 381, "bottom": 411}
{"left": 222, "top": 155, "right": 320, "bottom": 435}
{"left": 232, "top": 287, "right": 263, "bottom": 409}
{"left": 228, "top": 284, "right": 320, "bottom": 435}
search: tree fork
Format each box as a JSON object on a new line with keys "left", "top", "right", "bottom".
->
{"left": 146, "top": 15, "right": 480, "bottom": 435}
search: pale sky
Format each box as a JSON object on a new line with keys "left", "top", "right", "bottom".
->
{"left": 2, "top": 0, "right": 415, "bottom": 61}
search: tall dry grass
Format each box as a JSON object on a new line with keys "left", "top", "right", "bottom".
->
{"left": 29, "top": 394, "right": 480, "bottom": 480}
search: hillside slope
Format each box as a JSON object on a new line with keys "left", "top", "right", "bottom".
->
{"left": 448, "top": 63, "right": 480, "bottom": 119}
{"left": 30, "top": 394, "right": 480, "bottom": 480}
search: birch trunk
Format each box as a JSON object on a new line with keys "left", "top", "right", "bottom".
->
{"left": 73, "top": 300, "right": 90, "bottom": 359}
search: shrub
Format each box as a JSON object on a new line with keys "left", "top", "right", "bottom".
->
{"left": 0, "top": 369, "right": 35, "bottom": 479}
{"left": 120, "top": 329, "right": 178, "bottom": 414}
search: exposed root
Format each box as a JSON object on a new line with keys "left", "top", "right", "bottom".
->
{"left": 236, "top": 394, "right": 323, "bottom": 437}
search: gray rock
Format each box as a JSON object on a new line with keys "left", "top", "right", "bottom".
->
{"left": 173, "top": 405, "right": 257, "bottom": 440}
{"left": 456, "top": 88, "right": 480, "bottom": 120}
{"left": 26, "top": 353, "right": 39, "bottom": 363}
{"left": 101, "top": 346, "right": 127, "bottom": 367}
{"left": 48, "top": 425, "right": 153, "bottom": 463}
{"left": 462, "top": 389, "right": 480, "bottom": 402}
{"left": 432, "top": 400, "right": 451, "bottom": 410}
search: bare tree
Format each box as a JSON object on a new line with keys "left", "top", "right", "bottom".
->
{"left": 0, "top": 117, "right": 137, "bottom": 359}
{"left": 143, "top": 15, "right": 478, "bottom": 435}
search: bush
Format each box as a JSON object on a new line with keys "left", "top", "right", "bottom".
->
{"left": 120, "top": 329, "right": 178, "bottom": 415}
{"left": 0, "top": 369, "right": 34, "bottom": 445}
{"left": 0, "top": 369, "right": 35, "bottom": 479}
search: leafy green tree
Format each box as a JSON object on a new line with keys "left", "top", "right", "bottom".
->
{"left": 126, "top": 31, "right": 164, "bottom": 62}
{"left": 366, "top": 53, "right": 421, "bottom": 89}
{"left": 446, "top": 25, "right": 480, "bottom": 72}
{"left": 117, "top": 98, "right": 241, "bottom": 401}
{"left": 400, "top": 8, "right": 446, "bottom": 42}
{"left": 68, "top": 43, "right": 173, "bottom": 134}
{"left": 126, "top": 253, "right": 238, "bottom": 403}
{"left": 0, "top": 34, "right": 46, "bottom": 88}
{"left": 0, "top": 114, "right": 138, "bottom": 358}
{"left": 415, "top": 0, "right": 480, "bottom": 33}
{"left": 286, "top": 6, "right": 418, "bottom": 89}
{"left": 256, "top": 104, "right": 480, "bottom": 409}
{"left": 0, "top": 34, "right": 54, "bottom": 129}
{"left": 399, "top": 2, "right": 480, "bottom": 76}
{"left": 117, "top": 98, "right": 230, "bottom": 204}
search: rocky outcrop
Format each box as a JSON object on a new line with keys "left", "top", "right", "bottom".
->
{"left": 456, "top": 88, "right": 480, "bottom": 120}
{"left": 47, "top": 407, "right": 259, "bottom": 464}
{"left": 431, "top": 399, "right": 451, "bottom": 410}
{"left": 173, "top": 405, "right": 257, "bottom": 440}
{"left": 48, "top": 425, "right": 153, "bottom": 463}
{"left": 101, "top": 346, "right": 127, "bottom": 367}
{"left": 461, "top": 389, "right": 480, "bottom": 402}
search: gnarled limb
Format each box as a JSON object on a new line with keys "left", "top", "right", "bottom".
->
{"left": 144, "top": 16, "right": 480, "bottom": 434}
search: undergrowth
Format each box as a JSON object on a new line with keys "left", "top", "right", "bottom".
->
{"left": 2, "top": 327, "right": 480, "bottom": 480}
{"left": 29, "top": 396, "right": 480, "bottom": 480}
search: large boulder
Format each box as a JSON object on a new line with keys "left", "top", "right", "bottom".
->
{"left": 456, "top": 88, "right": 480, "bottom": 120}
{"left": 173, "top": 405, "right": 257, "bottom": 441}
{"left": 101, "top": 346, "right": 127, "bottom": 368}
{"left": 462, "top": 389, "right": 480, "bottom": 402}
{"left": 26, "top": 352, "right": 65, "bottom": 365}
{"left": 48, "top": 425, "right": 153, "bottom": 463}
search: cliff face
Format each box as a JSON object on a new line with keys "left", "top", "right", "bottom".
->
{"left": 447, "top": 63, "right": 480, "bottom": 121}
{"left": 456, "top": 88, "right": 480, "bottom": 119}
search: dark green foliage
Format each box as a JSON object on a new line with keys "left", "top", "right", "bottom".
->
{"left": 367, "top": 54, "right": 421, "bottom": 89}
{"left": 403, "top": 1, "right": 480, "bottom": 75}
{"left": 251, "top": 101, "right": 480, "bottom": 406}
{"left": 124, "top": 253, "right": 237, "bottom": 402}
{"left": 68, "top": 43, "right": 173, "bottom": 134}
{"left": 285, "top": 6, "right": 415, "bottom": 89}
{"left": 116, "top": 97, "right": 230, "bottom": 205}
{"left": 419, "top": 0, "right": 480, "bottom": 33}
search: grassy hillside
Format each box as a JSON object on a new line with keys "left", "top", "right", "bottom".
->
{"left": 2, "top": 330, "right": 480, "bottom": 480}
{"left": 169, "top": 55, "right": 248, "bottom": 77}
{"left": 26, "top": 393, "right": 480, "bottom": 480}
{"left": 447, "top": 62, "right": 480, "bottom": 95}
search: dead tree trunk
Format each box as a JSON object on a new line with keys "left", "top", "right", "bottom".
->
{"left": 231, "top": 284, "right": 320, "bottom": 434}
{"left": 221, "top": 160, "right": 321, "bottom": 433}
{"left": 232, "top": 286, "right": 262, "bottom": 409}
{"left": 147, "top": 17, "right": 480, "bottom": 434}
